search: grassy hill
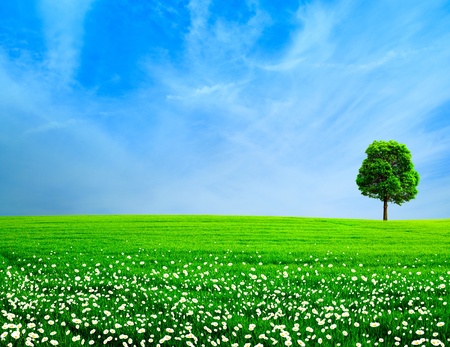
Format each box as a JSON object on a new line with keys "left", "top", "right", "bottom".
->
{"left": 0, "top": 215, "right": 449, "bottom": 346}
{"left": 1, "top": 215, "right": 449, "bottom": 258}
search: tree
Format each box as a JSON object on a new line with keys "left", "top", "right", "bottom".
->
{"left": 356, "top": 140, "right": 419, "bottom": 220}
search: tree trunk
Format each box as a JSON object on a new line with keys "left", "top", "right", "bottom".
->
{"left": 383, "top": 198, "right": 388, "bottom": 221}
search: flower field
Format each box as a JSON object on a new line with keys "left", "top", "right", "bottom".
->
{"left": 0, "top": 216, "right": 449, "bottom": 346}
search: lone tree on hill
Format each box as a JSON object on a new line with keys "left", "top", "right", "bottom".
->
{"left": 356, "top": 140, "right": 420, "bottom": 220}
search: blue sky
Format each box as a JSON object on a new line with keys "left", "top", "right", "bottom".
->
{"left": 1, "top": 0, "right": 450, "bottom": 219}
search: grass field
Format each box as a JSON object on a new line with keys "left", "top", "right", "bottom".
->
{"left": 0, "top": 215, "right": 449, "bottom": 347}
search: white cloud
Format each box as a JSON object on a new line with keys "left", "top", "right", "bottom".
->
{"left": 146, "top": 0, "right": 450, "bottom": 218}
{"left": 1, "top": 0, "right": 450, "bottom": 218}
{"left": 39, "top": 0, "right": 94, "bottom": 85}
{"left": 22, "top": 119, "right": 81, "bottom": 135}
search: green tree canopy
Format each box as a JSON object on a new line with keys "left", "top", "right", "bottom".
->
{"left": 356, "top": 140, "right": 420, "bottom": 220}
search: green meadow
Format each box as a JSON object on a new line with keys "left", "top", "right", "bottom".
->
{"left": 1, "top": 215, "right": 449, "bottom": 347}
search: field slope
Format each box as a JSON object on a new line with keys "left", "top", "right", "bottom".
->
{"left": 0, "top": 215, "right": 449, "bottom": 346}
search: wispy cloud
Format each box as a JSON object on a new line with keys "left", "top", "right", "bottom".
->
{"left": 23, "top": 119, "right": 81, "bottom": 135}
{"left": 1, "top": 0, "right": 449, "bottom": 218}
{"left": 145, "top": 0, "right": 450, "bottom": 218}
{"left": 39, "top": 0, "right": 94, "bottom": 85}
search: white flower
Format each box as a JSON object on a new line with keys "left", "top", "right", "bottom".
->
{"left": 436, "top": 322, "right": 445, "bottom": 327}
{"left": 50, "top": 340, "right": 59, "bottom": 346}
{"left": 103, "top": 336, "right": 113, "bottom": 344}
{"left": 280, "top": 331, "right": 290, "bottom": 338}
{"left": 430, "top": 340, "right": 443, "bottom": 346}
{"left": 370, "top": 322, "right": 380, "bottom": 327}
{"left": 29, "top": 332, "right": 39, "bottom": 339}
{"left": 159, "top": 335, "right": 171, "bottom": 342}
